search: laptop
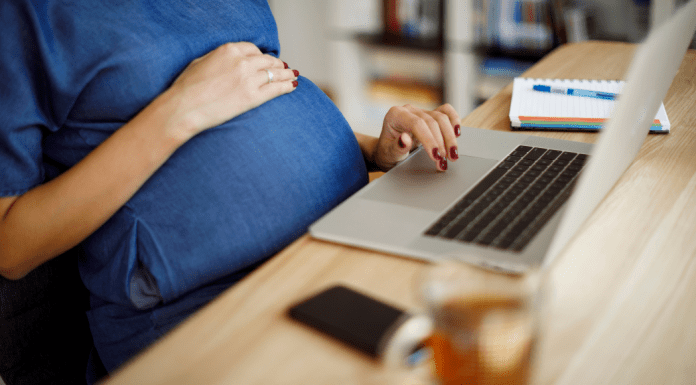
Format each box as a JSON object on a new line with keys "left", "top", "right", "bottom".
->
{"left": 310, "top": 0, "right": 696, "bottom": 274}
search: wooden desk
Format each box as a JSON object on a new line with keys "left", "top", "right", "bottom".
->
{"left": 105, "top": 41, "right": 696, "bottom": 385}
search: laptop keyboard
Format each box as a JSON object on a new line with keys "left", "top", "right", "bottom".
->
{"left": 425, "top": 145, "right": 589, "bottom": 252}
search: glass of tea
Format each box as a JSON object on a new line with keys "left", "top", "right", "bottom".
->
{"left": 420, "top": 261, "right": 542, "bottom": 385}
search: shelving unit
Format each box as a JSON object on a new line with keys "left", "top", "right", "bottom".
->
{"left": 326, "top": 0, "right": 561, "bottom": 137}
{"left": 319, "top": 0, "right": 682, "bottom": 137}
{"left": 325, "top": 1, "right": 445, "bottom": 136}
{"left": 354, "top": 33, "right": 445, "bottom": 130}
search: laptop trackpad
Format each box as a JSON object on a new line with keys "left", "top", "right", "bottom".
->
{"left": 361, "top": 150, "right": 498, "bottom": 212}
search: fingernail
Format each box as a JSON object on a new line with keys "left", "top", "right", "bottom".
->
{"left": 398, "top": 137, "right": 407, "bottom": 149}
{"left": 432, "top": 148, "right": 442, "bottom": 160}
{"left": 283, "top": 62, "right": 289, "bottom": 69}
{"left": 454, "top": 124, "right": 461, "bottom": 137}
{"left": 439, "top": 158, "right": 448, "bottom": 171}
{"left": 292, "top": 80, "right": 298, "bottom": 88}
{"left": 450, "top": 146, "right": 458, "bottom": 160}
{"left": 293, "top": 69, "right": 300, "bottom": 77}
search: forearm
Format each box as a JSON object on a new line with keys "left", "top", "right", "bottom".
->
{"left": 0, "top": 91, "right": 188, "bottom": 279}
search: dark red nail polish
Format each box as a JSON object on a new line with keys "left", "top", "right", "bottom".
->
{"left": 293, "top": 69, "right": 300, "bottom": 77}
{"left": 292, "top": 80, "right": 298, "bottom": 88}
{"left": 439, "top": 158, "right": 448, "bottom": 171}
{"left": 283, "top": 61, "right": 289, "bottom": 69}
{"left": 432, "top": 148, "right": 442, "bottom": 160}
{"left": 454, "top": 124, "right": 461, "bottom": 137}
{"left": 398, "top": 137, "right": 407, "bottom": 149}
{"left": 450, "top": 146, "right": 458, "bottom": 160}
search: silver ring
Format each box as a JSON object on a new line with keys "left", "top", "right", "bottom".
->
{"left": 265, "top": 69, "right": 274, "bottom": 84}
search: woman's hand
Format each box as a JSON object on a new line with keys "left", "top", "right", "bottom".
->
{"left": 0, "top": 42, "right": 299, "bottom": 279}
{"left": 157, "top": 42, "right": 299, "bottom": 142}
{"left": 370, "top": 103, "right": 462, "bottom": 172}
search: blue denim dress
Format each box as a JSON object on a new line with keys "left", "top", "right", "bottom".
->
{"left": 0, "top": 0, "right": 368, "bottom": 372}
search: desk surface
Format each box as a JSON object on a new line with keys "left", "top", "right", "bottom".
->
{"left": 105, "top": 41, "right": 696, "bottom": 385}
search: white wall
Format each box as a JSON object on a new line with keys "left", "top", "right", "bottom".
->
{"left": 268, "top": 0, "right": 380, "bottom": 89}
{"left": 268, "top": 0, "right": 383, "bottom": 135}
{"left": 267, "top": 0, "right": 332, "bottom": 87}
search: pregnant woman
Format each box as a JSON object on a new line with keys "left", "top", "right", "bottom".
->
{"left": 0, "top": 0, "right": 460, "bottom": 377}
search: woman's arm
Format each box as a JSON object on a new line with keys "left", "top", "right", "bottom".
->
{"left": 0, "top": 42, "right": 298, "bottom": 280}
{"left": 356, "top": 103, "right": 462, "bottom": 173}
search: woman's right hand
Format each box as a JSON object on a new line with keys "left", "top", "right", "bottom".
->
{"left": 157, "top": 42, "right": 299, "bottom": 141}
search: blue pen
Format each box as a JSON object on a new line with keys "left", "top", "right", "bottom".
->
{"left": 533, "top": 84, "right": 616, "bottom": 100}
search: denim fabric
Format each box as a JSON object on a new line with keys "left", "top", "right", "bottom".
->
{"left": 1, "top": 0, "right": 281, "bottom": 195}
{"left": 86, "top": 262, "right": 262, "bottom": 373}
{"left": 1, "top": 0, "right": 368, "bottom": 373}
{"left": 80, "top": 78, "right": 368, "bottom": 310}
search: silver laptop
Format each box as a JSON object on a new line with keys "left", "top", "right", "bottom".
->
{"left": 310, "top": 0, "right": 696, "bottom": 273}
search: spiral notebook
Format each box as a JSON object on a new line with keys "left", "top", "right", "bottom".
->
{"left": 509, "top": 77, "right": 670, "bottom": 133}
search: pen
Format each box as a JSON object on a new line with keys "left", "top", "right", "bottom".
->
{"left": 533, "top": 84, "right": 616, "bottom": 100}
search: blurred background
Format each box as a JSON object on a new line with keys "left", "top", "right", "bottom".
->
{"left": 268, "top": 0, "right": 693, "bottom": 137}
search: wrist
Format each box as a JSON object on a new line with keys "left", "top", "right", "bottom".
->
{"left": 355, "top": 133, "right": 381, "bottom": 172}
{"left": 146, "top": 87, "right": 199, "bottom": 146}
{"left": 119, "top": 91, "right": 194, "bottom": 169}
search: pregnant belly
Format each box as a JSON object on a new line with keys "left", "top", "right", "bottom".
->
{"left": 81, "top": 77, "right": 368, "bottom": 306}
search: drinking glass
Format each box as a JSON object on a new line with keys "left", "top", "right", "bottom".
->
{"left": 420, "top": 260, "right": 542, "bottom": 385}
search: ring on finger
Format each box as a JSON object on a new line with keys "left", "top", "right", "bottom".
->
{"left": 265, "top": 68, "right": 274, "bottom": 84}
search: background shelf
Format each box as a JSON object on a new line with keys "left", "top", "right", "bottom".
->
{"left": 269, "top": 0, "right": 687, "bottom": 137}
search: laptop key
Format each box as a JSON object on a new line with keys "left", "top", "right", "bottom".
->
{"left": 558, "top": 152, "right": 577, "bottom": 161}
{"left": 478, "top": 233, "right": 498, "bottom": 246}
{"left": 524, "top": 148, "right": 547, "bottom": 160}
{"left": 459, "top": 228, "right": 482, "bottom": 242}
{"left": 498, "top": 161, "right": 516, "bottom": 169}
{"left": 542, "top": 150, "right": 562, "bottom": 160}
{"left": 441, "top": 220, "right": 469, "bottom": 239}
{"left": 469, "top": 167, "right": 506, "bottom": 197}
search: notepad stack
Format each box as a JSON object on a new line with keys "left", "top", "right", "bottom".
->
{"left": 509, "top": 77, "right": 670, "bottom": 133}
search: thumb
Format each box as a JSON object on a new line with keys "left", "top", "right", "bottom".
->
{"left": 395, "top": 132, "right": 413, "bottom": 160}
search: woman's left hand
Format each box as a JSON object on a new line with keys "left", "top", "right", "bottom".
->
{"left": 371, "top": 103, "right": 462, "bottom": 172}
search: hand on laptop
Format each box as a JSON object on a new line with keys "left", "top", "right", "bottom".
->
{"left": 372, "top": 103, "right": 461, "bottom": 172}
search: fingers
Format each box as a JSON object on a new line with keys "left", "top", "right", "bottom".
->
{"left": 435, "top": 103, "right": 462, "bottom": 138}
{"left": 426, "top": 108, "right": 458, "bottom": 162}
{"left": 168, "top": 42, "right": 301, "bottom": 136}
{"left": 382, "top": 106, "right": 443, "bottom": 170}
{"left": 408, "top": 105, "right": 459, "bottom": 162}
{"left": 258, "top": 66, "right": 299, "bottom": 87}
{"left": 402, "top": 105, "right": 455, "bottom": 171}
{"left": 251, "top": 53, "right": 287, "bottom": 71}
{"left": 227, "top": 50, "right": 297, "bottom": 89}
{"left": 256, "top": 63, "right": 299, "bottom": 100}
{"left": 213, "top": 45, "right": 300, "bottom": 98}
{"left": 205, "top": 42, "right": 287, "bottom": 76}
{"left": 382, "top": 104, "right": 461, "bottom": 171}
